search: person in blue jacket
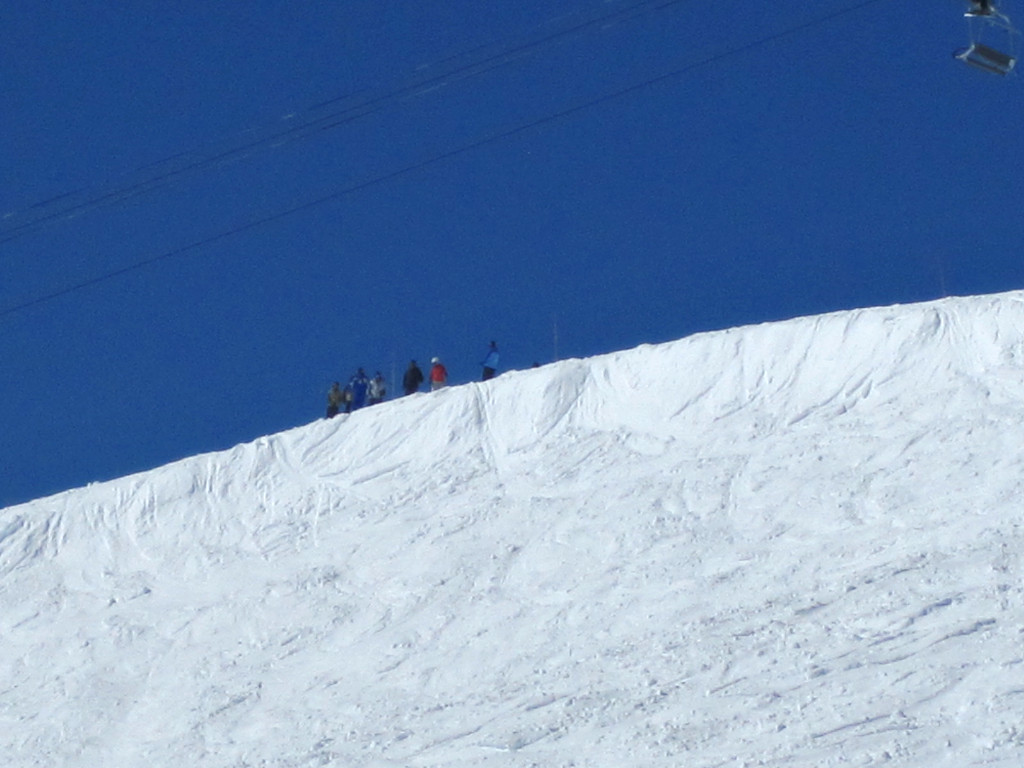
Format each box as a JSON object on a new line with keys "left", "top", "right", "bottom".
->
{"left": 349, "top": 368, "right": 370, "bottom": 410}
{"left": 481, "top": 341, "right": 499, "bottom": 381}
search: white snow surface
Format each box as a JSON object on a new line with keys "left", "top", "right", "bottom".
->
{"left": 3, "top": 292, "right": 1024, "bottom": 767}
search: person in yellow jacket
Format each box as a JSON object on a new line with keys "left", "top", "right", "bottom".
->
{"left": 326, "top": 382, "right": 344, "bottom": 418}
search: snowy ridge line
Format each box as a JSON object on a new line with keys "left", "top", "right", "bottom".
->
{"left": 5, "top": 289, "right": 1023, "bottom": 517}
{"left": 1, "top": 290, "right": 1024, "bottom": 766}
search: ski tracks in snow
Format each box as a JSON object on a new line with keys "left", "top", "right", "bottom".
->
{"left": 5, "top": 292, "right": 1024, "bottom": 765}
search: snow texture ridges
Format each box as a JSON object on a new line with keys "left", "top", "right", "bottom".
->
{"left": 3, "top": 291, "right": 1024, "bottom": 766}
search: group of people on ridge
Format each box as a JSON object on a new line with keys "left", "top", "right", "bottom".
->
{"left": 399, "top": 358, "right": 446, "bottom": 395}
{"left": 325, "top": 342, "right": 500, "bottom": 419}
{"left": 326, "top": 368, "right": 387, "bottom": 418}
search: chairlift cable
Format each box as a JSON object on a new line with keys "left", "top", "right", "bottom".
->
{"left": 0, "top": 0, "right": 691, "bottom": 247}
{"left": 0, "top": 0, "right": 888, "bottom": 321}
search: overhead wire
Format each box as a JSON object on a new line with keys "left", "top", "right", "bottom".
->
{"left": 0, "top": 0, "right": 690, "bottom": 246}
{"left": 0, "top": 0, "right": 887, "bottom": 321}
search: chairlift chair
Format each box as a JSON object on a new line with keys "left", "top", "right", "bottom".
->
{"left": 956, "top": 4, "right": 1018, "bottom": 75}
{"left": 956, "top": 41, "right": 1017, "bottom": 73}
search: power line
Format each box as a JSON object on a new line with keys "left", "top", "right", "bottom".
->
{"left": 0, "top": 0, "right": 690, "bottom": 246}
{"left": 0, "top": 0, "right": 886, "bottom": 321}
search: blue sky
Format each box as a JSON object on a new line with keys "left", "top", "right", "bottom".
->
{"left": 3, "top": 0, "right": 1022, "bottom": 508}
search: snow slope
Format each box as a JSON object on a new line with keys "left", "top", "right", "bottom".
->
{"left": 3, "top": 292, "right": 1024, "bottom": 767}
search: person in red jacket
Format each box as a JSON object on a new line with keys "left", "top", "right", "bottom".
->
{"left": 430, "top": 357, "right": 448, "bottom": 390}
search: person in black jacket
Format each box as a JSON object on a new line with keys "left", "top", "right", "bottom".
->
{"left": 403, "top": 360, "right": 424, "bottom": 395}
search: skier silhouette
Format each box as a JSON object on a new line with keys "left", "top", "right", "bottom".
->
{"left": 481, "top": 341, "right": 499, "bottom": 381}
